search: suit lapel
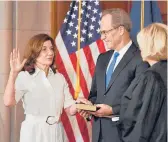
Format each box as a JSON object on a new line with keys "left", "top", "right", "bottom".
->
{"left": 105, "top": 44, "right": 137, "bottom": 94}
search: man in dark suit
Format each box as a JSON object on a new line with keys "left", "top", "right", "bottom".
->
{"left": 79, "top": 8, "right": 149, "bottom": 142}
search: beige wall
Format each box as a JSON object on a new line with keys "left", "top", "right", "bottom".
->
{"left": 0, "top": 1, "right": 51, "bottom": 142}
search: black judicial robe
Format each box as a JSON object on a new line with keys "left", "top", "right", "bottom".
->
{"left": 118, "top": 60, "right": 167, "bottom": 142}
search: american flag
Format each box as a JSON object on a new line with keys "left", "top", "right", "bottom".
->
{"left": 55, "top": 0, "right": 106, "bottom": 141}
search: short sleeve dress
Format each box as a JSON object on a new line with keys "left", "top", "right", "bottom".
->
{"left": 15, "top": 67, "right": 75, "bottom": 142}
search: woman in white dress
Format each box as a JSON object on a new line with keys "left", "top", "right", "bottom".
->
{"left": 3, "top": 34, "right": 82, "bottom": 142}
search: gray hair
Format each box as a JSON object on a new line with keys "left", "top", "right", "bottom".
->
{"left": 102, "top": 8, "right": 132, "bottom": 32}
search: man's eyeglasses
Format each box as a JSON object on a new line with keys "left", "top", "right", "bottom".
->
{"left": 100, "top": 25, "right": 121, "bottom": 36}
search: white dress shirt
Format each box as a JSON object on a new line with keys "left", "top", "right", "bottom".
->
{"left": 106, "top": 40, "right": 132, "bottom": 72}
{"left": 15, "top": 67, "right": 75, "bottom": 121}
{"left": 106, "top": 40, "right": 132, "bottom": 122}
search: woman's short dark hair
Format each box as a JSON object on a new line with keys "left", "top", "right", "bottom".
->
{"left": 23, "top": 34, "right": 56, "bottom": 74}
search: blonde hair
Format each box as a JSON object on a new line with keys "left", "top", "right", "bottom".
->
{"left": 137, "top": 23, "right": 167, "bottom": 61}
{"left": 102, "top": 8, "right": 132, "bottom": 32}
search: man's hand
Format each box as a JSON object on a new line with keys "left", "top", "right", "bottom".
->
{"left": 88, "top": 104, "right": 113, "bottom": 117}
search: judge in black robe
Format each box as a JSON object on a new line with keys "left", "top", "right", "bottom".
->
{"left": 118, "top": 23, "right": 167, "bottom": 142}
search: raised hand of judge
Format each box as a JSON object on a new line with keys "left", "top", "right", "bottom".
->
{"left": 10, "top": 48, "right": 27, "bottom": 75}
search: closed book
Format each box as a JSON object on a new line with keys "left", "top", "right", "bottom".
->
{"left": 76, "top": 104, "right": 97, "bottom": 111}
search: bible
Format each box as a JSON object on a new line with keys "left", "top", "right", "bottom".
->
{"left": 76, "top": 103, "right": 97, "bottom": 111}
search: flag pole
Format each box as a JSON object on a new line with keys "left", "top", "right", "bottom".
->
{"left": 141, "top": 0, "right": 144, "bottom": 30}
{"left": 75, "top": 0, "right": 82, "bottom": 99}
{"left": 50, "top": 1, "right": 57, "bottom": 39}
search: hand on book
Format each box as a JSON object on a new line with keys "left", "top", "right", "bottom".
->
{"left": 75, "top": 97, "right": 93, "bottom": 119}
{"left": 76, "top": 97, "right": 92, "bottom": 105}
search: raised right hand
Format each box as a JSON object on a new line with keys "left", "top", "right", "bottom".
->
{"left": 10, "top": 48, "right": 27, "bottom": 74}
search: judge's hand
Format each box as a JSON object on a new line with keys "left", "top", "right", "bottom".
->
{"left": 10, "top": 48, "right": 27, "bottom": 75}
{"left": 88, "top": 104, "right": 112, "bottom": 117}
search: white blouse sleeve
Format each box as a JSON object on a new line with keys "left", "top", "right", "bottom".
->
{"left": 63, "top": 76, "right": 75, "bottom": 109}
{"left": 15, "top": 72, "right": 28, "bottom": 103}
